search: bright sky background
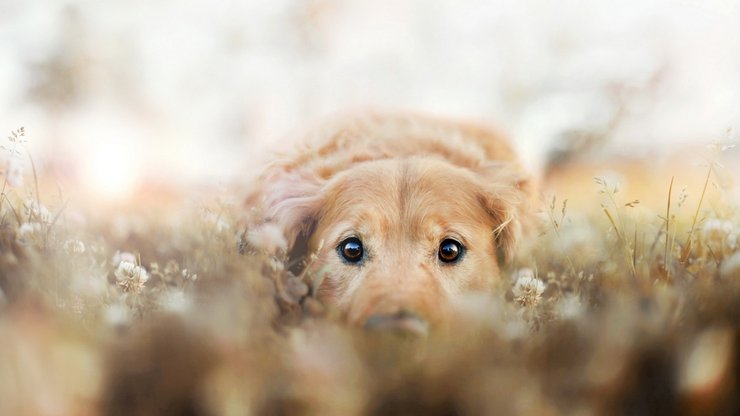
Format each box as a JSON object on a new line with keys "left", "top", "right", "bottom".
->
{"left": 2, "top": 0, "right": 740, "bottom": 199}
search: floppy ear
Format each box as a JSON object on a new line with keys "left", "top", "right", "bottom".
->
{"left": 244, "top": 162, "right": 325, "bottom": 268}
{"left": 475, "top": 162, "right": 536, "bottom": 264}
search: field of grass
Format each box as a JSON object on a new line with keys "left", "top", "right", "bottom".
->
{"left": 0, "top": 129, "right": 738, "bottom": 415}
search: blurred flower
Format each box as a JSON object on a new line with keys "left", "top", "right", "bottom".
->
{"left": 16, "top": 222, "right": 44, "bottom": 245}
{"left": 245, "top": 223, "right": 287, "bottom": 255}
{"left": 719, "top": 251, "right": 740, "bottom": 279}
{"left": 503, "top": 318, "right": 528, "bottom": 340}
{"left": 104, "top": 303, "right": 130, "bottom": 326}
{"left": 160, "top": 289, "right": 192, "bottom": 314}
{"left": 70, "top": 274, "right": 107, "bottom": 298}
{"left": 111, "top": 251, "right": 137, "bottom": 266}
{"left": 512, "top": 269, "right": 545, "bottom": 307}
{"left": 701, "top": 219, "right": 735, "bottom": 256}
{"left": 181, "top": 268, "right": 198, "bottom": 281}
{"left": 164, "top": 260, "right": 179, "bottom": 276}
{"left": 63, "top": 239, "right": 86, "bottom": 254}
{"left": 701, "top": 219, "right": 733, "bottom": 243}
{"left": 23, "top": 199, "right": 52, "bottom": 223}
{"left": 556, "top": 294, "right": 583, "bottom": 320}
{"left": 114, "top": 260, "right": 149, "bottom": 293}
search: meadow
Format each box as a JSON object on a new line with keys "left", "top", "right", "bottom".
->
{"left": 0, "top": 127, "right": 738, "bottom": 415}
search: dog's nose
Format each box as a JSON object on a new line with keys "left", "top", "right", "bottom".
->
{"left": 363, "top": 310, "right": 429, "bottom": 336}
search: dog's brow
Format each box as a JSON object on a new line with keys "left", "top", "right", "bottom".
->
{"left": 397, "top": 161, "right": 412, "bottom": 217}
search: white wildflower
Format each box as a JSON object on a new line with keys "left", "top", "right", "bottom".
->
{"left": 16, "top": 222, "right": 44, "bottom": 245}
{"left": 181, "top": 268, "right": 198, "bottom": 281}
{"left": 63, "top": 239, "right": 86, "bottom": 254}
{"left": 512, "top": 269, "right": 546, "bottom": 307}
{"left": 23, "top": 199, "right": 52, "bottom": 223}
{"left": 114, "top": 260, "right": 149, "bottom": 293}
{"left": 245, "top": 223, "right": 288, "bottom": 254}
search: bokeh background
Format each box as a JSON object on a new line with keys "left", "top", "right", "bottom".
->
{"left": 2, "top": 4, "right": 740, "bottom": 415}
{"left": 2, "top": 0, "right": 740, "bottom": 202}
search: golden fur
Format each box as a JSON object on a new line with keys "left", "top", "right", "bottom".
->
{"left": 247, "top": 113, "right": 534, "bottom": 328}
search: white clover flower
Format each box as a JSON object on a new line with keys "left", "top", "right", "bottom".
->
{"left": 63, "top": 239, "right": 86, "bottom": 254}
{"left": 245, "top": 223, "right": 288, "bottom": 254}
{"left": 23, "top": 199, "right": 52, "bottom": 223}
{"left": 114, "top": 260, "right": 149, "bottom": 293}
{"left": 16, "top": 222, "right": 44, "bottom": 245}
{"left": 512, "top": 269, "right": 546, "bottom": 307}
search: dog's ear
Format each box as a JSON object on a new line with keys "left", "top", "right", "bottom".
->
{"left": 244, "top": 163, "right": 324, "bottom": 267}
{"left": 475, "top": 163, "right": 535, "bottom": 264}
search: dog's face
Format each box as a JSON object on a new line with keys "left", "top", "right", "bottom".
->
{"left": 263, "top": 156, "right": 527, "bottom": 331}
{"left": 307, "top": 158, "right": 503, "bottom": 328}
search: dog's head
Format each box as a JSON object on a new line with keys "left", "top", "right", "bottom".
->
{"left": 250, "top": 152, "right": 532, "bottom": 332}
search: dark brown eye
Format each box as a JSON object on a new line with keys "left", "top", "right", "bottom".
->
{"left": 438, "top": 239, "right": 463, "bottom": 263}
{"left": 338, "top": 237, "right": 364, "bottom": 263}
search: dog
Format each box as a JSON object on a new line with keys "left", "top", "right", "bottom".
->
{"left": 246, "top": 113, "right": 534, "bottom": 333}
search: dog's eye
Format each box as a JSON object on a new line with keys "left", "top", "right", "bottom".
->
{"left": 438, "top": 239, "right": 463, "bottom": 263}
{"left": 338, "top": 237, "right": 364, "bottom": 263}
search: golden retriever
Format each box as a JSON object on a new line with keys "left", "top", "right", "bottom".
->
{"left": 247, "top": 113, "right": 534, "bottom": 333}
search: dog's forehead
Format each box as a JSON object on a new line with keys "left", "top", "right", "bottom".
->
{"left": 326, "top": 158, "right": 478, "bottom": 200}
{"left": 319, "top": 158, "right": 493, "bottom": 227}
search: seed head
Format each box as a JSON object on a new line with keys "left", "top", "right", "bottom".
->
{"left": 512, "top": 269, "right": 546, "bottom": 307}
{"left": 114, "top": 260, "right": 149, "bottom": 293}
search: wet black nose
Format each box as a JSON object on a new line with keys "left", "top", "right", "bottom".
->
{"left": 364, "top": 310, "right": 429, "bottom": 336}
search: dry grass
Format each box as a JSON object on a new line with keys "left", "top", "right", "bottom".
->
{"left": 0, "top": 132, "right": 738, "bottom": 416}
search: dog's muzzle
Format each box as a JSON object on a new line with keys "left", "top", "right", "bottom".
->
{"left": 363, "top": 309, "right": 429, "bottom": 337}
